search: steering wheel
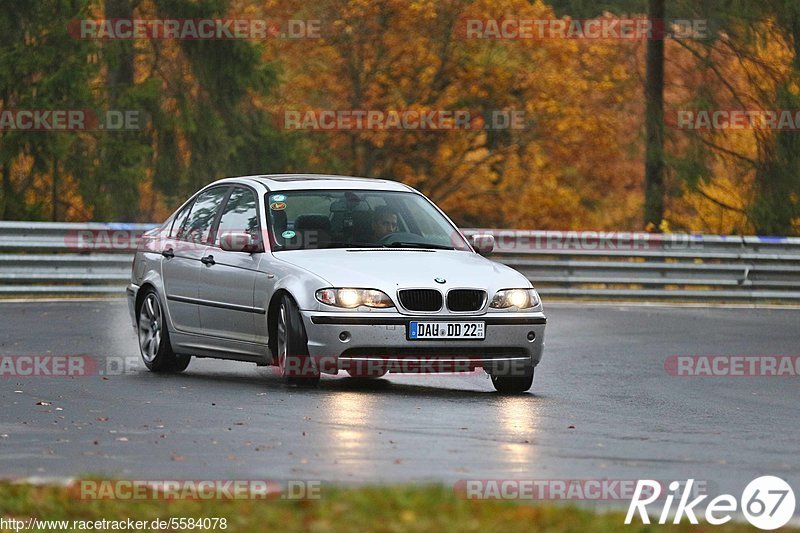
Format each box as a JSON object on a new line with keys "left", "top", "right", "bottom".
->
{"left": 378, "top": 232, "right": 404, "bottom": 245}
{"left": 378, "top": 231, "right": 432, "bottom": 247}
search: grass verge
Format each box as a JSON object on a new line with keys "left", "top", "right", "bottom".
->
{"left": 0, "top": 482, "right": 786, "bottom": 532}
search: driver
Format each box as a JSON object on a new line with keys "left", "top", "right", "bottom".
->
{"left": 371, "top": 205, "right": 399, "bottom": 241}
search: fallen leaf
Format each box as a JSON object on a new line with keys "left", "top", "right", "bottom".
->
{"left": 96, "top": 417, "right": 110, "bottom": 421}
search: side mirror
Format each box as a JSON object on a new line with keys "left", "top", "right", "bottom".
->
{"left": 219, "top": 231, "right": 261, "bottom": 253}
{"left": 470, "top": 234, "right": 495, "bottom": 256}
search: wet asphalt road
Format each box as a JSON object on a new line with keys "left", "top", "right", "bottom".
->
{"left": 0, "top": 300, "right": 798, "bottom": 500}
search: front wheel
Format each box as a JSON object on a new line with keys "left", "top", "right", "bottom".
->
{"left": 275, "top": 295, "right": 320, "bottom": 386}
{"left": 490, "top": 368, "right": 534, "bottom": 394}
{"left": 137, "top": 289, "right": 191, "bottom": 373}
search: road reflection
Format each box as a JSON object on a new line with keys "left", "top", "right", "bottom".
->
{"left": 495, "top": 396, "right": 540, "bottom": 468}
{"left": 323, "top": 391, "right": 377, "bottom": 463}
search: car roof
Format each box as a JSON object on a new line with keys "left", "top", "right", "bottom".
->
{"left": 213, "top": 174, "right": 415, "bottom": 192}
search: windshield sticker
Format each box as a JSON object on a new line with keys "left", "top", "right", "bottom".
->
{"left": 281, "top": 230, "right": 296, "bottom": 239}
{"left": 270, "top": 202, "right": 286, "bottom": 210}
{"left": 270, "top": 194, "right": 286, "bottom": 202}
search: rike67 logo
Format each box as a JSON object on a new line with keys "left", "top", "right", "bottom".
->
{"left": 626, "top": 476, "right": 796, "bottom": 530}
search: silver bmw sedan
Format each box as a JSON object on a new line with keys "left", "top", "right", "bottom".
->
{"left": 127, "top": 174, "right": 546, "bottom": 393}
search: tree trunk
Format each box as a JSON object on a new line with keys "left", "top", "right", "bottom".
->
{"left": 52, "top": 158, "right": 59, "bottom": 221}
{"left": 104, "top": 0, "right": 134, "bottom": 95}
{"left": 644, "top": 0, "right": 666, "bottom": 230}
{"left": 1, "top": 161, "right": 12, "bottom": 220}
{"left": 103, "top": 0, "right": 137, "bottom": 221}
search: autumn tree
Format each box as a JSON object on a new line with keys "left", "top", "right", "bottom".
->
{"left": 0, "top": 0, "right": 99, "bottom": 221}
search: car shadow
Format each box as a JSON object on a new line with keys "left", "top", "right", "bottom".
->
{"left": 134, "top": 365, "right": 543, "bottom": 401}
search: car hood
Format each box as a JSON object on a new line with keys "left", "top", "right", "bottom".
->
{"left": 273, "top": 248, "right": 530, "bottom": 291}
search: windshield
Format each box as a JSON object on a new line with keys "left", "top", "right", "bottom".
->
{"left": 265, "top": 190, "right": 471, "bottom": 251}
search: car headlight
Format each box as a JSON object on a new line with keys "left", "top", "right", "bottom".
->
{"left": 490, "top": 288, "right": 540, "bottom": 309}
{"left": 315, "top": 288, "right": 395, "bottom": 308}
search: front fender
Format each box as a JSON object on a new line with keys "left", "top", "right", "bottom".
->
{"left": 261, "top": 255, "right": 332, "bottom": 312}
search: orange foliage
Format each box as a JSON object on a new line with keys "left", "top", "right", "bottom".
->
{"left": 264, "top": 0, "right": 646, "bottom": 229}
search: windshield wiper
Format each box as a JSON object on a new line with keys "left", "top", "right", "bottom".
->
{"left": 385, "top": 241, "right": 454, "bottom": 250}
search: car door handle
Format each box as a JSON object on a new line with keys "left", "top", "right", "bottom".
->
{"left": 200, "top": 255, "right": 215, "bottom": 266}
{"left": 161, "top": 248, "right": 174, "bottom": 259}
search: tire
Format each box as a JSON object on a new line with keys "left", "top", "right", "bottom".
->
{"left": 490, "top": 367, "right": 534, "bottom": 394}
{"left": 137, "top": 289, "right": 191, "bottom": 373}
{"left": 275, "top": 295, "right": 320, "bottom": 386}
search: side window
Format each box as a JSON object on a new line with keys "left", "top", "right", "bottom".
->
{"left": 177, "top": 187, "right": 229, "bottom": 243}
{"left": 169, "top": 200, "right": 194, "bottom": 238}
{"left": 215, "top": 187, "right": 259, "bottom": 246}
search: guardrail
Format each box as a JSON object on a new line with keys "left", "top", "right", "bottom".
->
{"left": 0, "top": 222, "right": 153, "bottom": 295}
{"left": 462, "top": 229, "right": 800, "bottom": 302}
{"left": 1, "top": 222, "right": 800, "bottom": 302}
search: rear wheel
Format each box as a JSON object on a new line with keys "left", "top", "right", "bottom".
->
{"left": 276, "top": 295, "right": 320, "bottom": 386}
{"left": 137, "top": 289, "right": 191, "bottom": 373}
{"left": 490, "top": 367, "right": 534, "bottom": 394}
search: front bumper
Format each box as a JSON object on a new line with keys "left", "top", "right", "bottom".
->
{"left": 301, "top": 311, "right": 546, "bottom": 375}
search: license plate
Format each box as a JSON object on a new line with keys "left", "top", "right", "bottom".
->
{"left": 408, "top": 321, "right": 485, "bottom": 340}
